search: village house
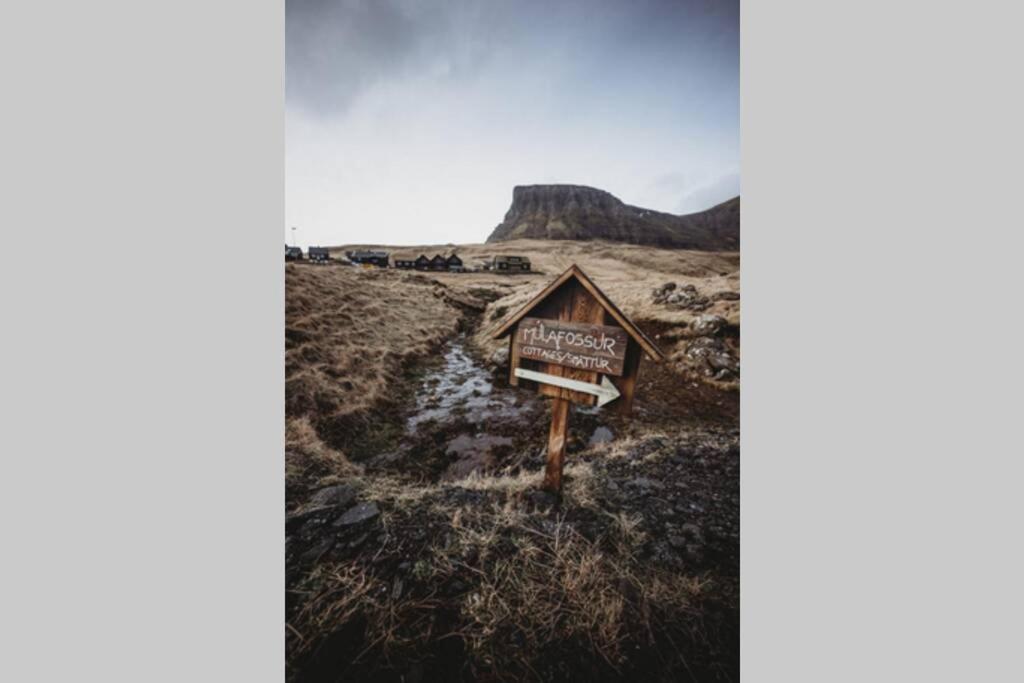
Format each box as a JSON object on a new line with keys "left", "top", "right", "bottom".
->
{"left": 308, "top": 247, "right": 331, "bottom": 263}
{"left": 392, "top": 253, "right": 417, "bottom": 269}
{"left": 446, "top": 253, "right": 464, "bottom": 271}
{"left": 346, "top": 250, "right": 389, "bottom": 268}
{"left": 429, "top": 254, "right": 448, "bottom": 271}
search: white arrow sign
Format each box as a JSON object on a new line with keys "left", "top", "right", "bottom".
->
{"left": 514, "top": 367, "right": 622, "bottom": 407}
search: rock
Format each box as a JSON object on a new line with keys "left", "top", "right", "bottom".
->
{"left": 307, "top": 484, "right": 357, "bottom": 510}
{"left": 684, "top": 337, "right": 739, "bottom": 378}
{"left": 489, "top": 346, "right": 510, "bottom": 367}
{"left": 629, "top": 476, "right": 664, "bottom": 490}
{"left": 659, "top": 283, "right": 711, "bottom": 311}
{"left": 708, "top": 352, "right": 739, "bottom": 374}
{"left": 625, "top": 436, "right": 669, "bottom": 460}
{"left": 652, "top": 282, "right": 678, "bottom": 303}
{"left": 370, "top": 450, "right": 404, "bottom": 466}
{"left": 299, "top": 538, "right": 335, "bottom": 565}
{"left": 588, "top": 426, "right": 614, "bottom": 446}
{"left": 333, "top": 501, "right": 380, "bottom": 527}
{"left": 691, "top": 314, "right": 727, "bottom": 336}
{"left": 485, "top": 185, "right": 739, "bottom": 250}
{"left": 710, "top": 291, "right": 740, "bottom": 302}
{"left": 286, "top": 504, "right": 343, "bottom": 534}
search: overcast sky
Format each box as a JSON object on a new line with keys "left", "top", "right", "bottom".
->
{"left": 286, "top": 0, "right": 739, "bottom": 247}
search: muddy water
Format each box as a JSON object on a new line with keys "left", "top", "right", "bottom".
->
{"left": 405, "top": 342, "right": 523, "bottom": 432}
{"left": 392, "top": 339, "right": 545, "bottom": 480}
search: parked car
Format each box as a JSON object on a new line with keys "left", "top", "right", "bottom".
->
{"left": 492, "top": 255, "right": 531, "bottom": 272}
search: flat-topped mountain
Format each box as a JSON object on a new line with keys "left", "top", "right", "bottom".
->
{"left": 485, "top": 184, "right": 739, "bottom": 250}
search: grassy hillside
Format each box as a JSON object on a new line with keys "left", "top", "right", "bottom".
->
{"left": 285, "top": 240, "right": 740, "bottom": 681}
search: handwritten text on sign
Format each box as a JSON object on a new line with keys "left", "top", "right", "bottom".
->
{"left": 514, "top": 317, "right": 628, "bottom": 376}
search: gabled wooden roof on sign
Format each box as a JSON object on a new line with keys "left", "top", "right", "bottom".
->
{"left": 491, "top": 264, "right": 665, "bottom": 361}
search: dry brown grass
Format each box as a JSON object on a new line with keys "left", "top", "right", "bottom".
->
{"left": 286, "top": 265, "right": 460, "bottom": 419}
{"left": 289, "top": 486, "right": 710, "bottom": 680}
{"left": 285, "top": 264, "right": 469, "bottom": 491}
{"left": 444, "top": 505, "right": 709, "bottom": 679}
{"left": 332, "top": 238, "right": 739, "bottom": 381}
{"left": 288, "top": 562, "right": 445, "bottom": 669}
{"left": 285, "top": 417, "right": 362, "bottom": 492}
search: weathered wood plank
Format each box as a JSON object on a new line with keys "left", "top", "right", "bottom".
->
{"left": 492, "top": 264, "right": 665, "bottom": 363}
{"left": 512, "top": 317, "right": 628, "bottom": 376}
{"left": 610, "top": 322, "right": 642, "bottom": 415}
{"left": 507, "top": 335, "right": 520, "bottom": 386}
{"left": 542, "top": 396, "right": 570, "bottom": 492}
{"left": 532, "top": 281, "right": 599, "bottom": 405}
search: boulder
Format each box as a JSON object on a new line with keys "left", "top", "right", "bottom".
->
{"left": 659, "top": 283, "right": 711, "bottom": 311}
{"left": 307, "top": 483, "right": 357, "bottom": 510}
{"left": 652, "top": 282, "right": 678, "bottom": 303}
{"left": 333, "top": 501, "right": 380, "bottom": 527}
{"left": 684, "top": 337, "right": 740, "bottom": 378}
{"left": 489, "top": 346, "right": 510, "bottom": 368}
{"left": 691, "top": 314, "right": 727, "bottom": 336}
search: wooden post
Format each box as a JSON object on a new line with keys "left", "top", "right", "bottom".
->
{"left": 543, "top": 397, "right": 570, "bottom": 493}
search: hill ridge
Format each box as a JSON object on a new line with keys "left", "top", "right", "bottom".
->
{"left": 485, "top": 184, "right": 739, "bottom": 250}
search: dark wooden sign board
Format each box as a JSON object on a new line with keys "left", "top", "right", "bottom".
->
{"left": 514, "top": 317, "right": 629, "bottom": 376}
{"left": 492, "top": 264, "right": 665, "bottom": 493}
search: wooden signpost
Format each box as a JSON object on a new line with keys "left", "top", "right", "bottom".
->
{"left": 492, "top": 264, "right": 665, "bottom": 494}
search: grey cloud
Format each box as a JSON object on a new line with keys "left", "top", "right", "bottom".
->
{"left": 286, "top": 0, "right": 738, "bottom": 116}
{"left": 286, "top": 0, "right": 423, "bottom": 114}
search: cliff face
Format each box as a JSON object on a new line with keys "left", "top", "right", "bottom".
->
{"left": 485, "top": 185, "right": 739, "bottom": 250}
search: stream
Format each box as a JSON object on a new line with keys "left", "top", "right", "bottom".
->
{"left": 375, "top": 338, "right": 615, "bottom": 481}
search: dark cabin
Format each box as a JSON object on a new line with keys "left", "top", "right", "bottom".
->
{"left": 446, "top": 253, "right": 464, "bottom": 271}
{"left": 346, "top": 250, "right": 390, "bottom": 268}
{"left": 308, "top": 247, "right": 330, "bottom": 263}
{"left": 429, "top": 254, "right": 448, "bottom": 271}
{"left": 414, "top": 254, "right": 430, "bottom": 270}
{"left": 285, "top": 246, "right": 303, "bottom": 261}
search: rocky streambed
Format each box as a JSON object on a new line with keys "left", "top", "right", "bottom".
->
{"left": 372, "top": 337, "right": 623, "bottom": 483}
